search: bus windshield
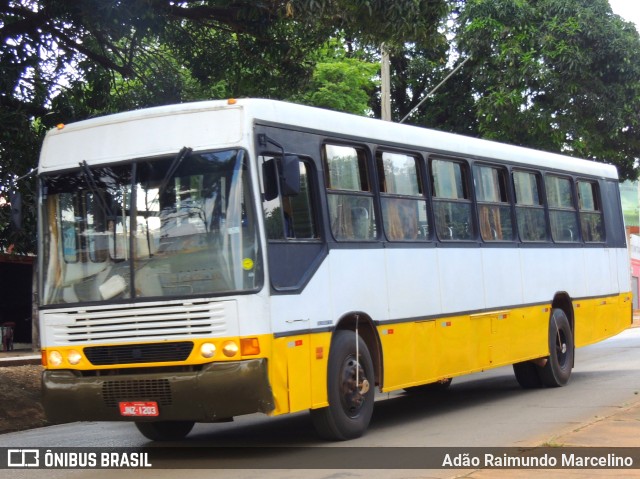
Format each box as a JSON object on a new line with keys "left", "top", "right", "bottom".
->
{"left": 40, "top": 148, "right": 262, "bottom": 306}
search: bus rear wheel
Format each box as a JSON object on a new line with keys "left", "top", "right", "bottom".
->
{"left": 135, "top": 420, "right": 195, "bottom": 441}
{"left": 512, "top": 308, "right": 574, "bottom": 389}
{"left": 540, "top": 308, "right": 574, "bottom": 387}
{"left": 513, "top": 361, "right": 543, "bottom": 389}
{"left": 310, "top": 330, "right": 375, "bottom": 441}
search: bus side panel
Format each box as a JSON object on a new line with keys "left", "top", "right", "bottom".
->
{"left": 574, "top": 293, "right": 632, "bottom": 348}
{"left": 379, "top": 304, "right": 551, "bottom": 393}
{"left": 309, "top": 332, "right": 331, "bottom": 409}
{"left": 378, "top": 322, "right": 430, "bottom": 390}
{"left": 283, "top": 334, "right": 312, "bottom": 413}
{"left": 269, "top": 337, "right": 291, "bottom": 416}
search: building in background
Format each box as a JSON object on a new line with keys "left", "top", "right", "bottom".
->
{"left": 621, "top": 181, "right": 640, "bottom": 310}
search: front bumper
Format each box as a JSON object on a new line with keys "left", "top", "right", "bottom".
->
{"left": 43, "top": 358, "right": 275, "bottom": 423}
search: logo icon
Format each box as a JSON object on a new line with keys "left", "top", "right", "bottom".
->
{"left": 7, "top": 449, "right": 40, "bottom": 467}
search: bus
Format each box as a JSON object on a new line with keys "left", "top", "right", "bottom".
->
{"left": 37, "top": 98, "right": 632, "bottom": 441}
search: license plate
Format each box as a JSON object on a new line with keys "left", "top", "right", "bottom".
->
{"left": 119, "top": 401, "right": 159, "bottom": 417}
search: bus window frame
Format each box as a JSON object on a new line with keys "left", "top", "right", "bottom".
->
{"left": 376, "top": 149, "right": 431, "bottom": 242}
{"left": 429, "top": 156, "right": 477, "bottom": 242}
{"left": 576, "top": 177, "right": 606, "bottom": 244}
{"left": 512, "top": 168, "right": 551, "bottom": 244}
{"left": 322, "top": 142, "right": 378, "bottom": 242}
{"left": 260, "top": 153, "right": 322, "bottom": 243}
{"left": 544, "top": 173, "right": 581, "bottom": 244}
{"left": 473, "top": 162, "right": 517, "bottom": 243}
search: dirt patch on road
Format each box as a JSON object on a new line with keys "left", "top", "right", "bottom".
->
{"left": 0, "top": 365, "right": 52, "bottom": 434}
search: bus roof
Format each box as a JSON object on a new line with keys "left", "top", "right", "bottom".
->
{"left": 39, "top": 98, "right": 620, "bottom": 180}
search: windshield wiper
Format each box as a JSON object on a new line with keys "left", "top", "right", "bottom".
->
{"left": 156, "top": 146, "right": 193, "bottom": 200}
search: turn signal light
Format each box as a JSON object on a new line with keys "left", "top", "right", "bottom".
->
{"left": 240, "top": 338, "right": 260, "bottom": 356}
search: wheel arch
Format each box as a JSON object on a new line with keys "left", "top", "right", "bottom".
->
{"left": 334, "top": 312, "right": 382, "bottom": 389}
{"left": 552, "top": 292, "right": 575, "bottom": 332}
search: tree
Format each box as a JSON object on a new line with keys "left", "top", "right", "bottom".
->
{"left": 0, "top": 0, "right": 449, "bottom": 253}
{"left": 456, "top": 0, "right": 640, "bottom": 181}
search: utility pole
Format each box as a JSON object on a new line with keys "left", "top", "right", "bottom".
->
{"left": 381, "top": 44, "right": 391, "bottom": 121}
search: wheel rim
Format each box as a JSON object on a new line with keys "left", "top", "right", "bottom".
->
{"left": 555, "top": 328, "right": 569, "bottom": 368}
{"left": 338, "top": 354, "right": 369, "bottom": 418}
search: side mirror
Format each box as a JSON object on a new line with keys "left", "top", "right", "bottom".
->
{"left": 262, "top": 155, "right": 301, "bottom": 201}
{"left": 9, "top": 191, "right": 22, "bottom": 231}
{"left": 280, "top": 155, "right": 301, "bottom": 197}
{"left": 262, "top": 158, "right": 279, "bottom": 201}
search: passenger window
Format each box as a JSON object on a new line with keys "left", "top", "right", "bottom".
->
{"left": 513, "top": 170, "right": 548, "bottom": 242}
{"left": 261, "top": 157, "right": 318, "bottom": 240}
{"left": 324, "top": 144, "right": 370, "bottom": 192}
{"left": 431, "top": 159, "right": 474, "bottom": 240}
{"left": 475, "top": 165, "right": 514, "bottom": 241}
{"left": 324, "top": 145, "right": 376, "bottom": 241}
{"left": 577, "top": 180, "right": 605, "bottom": 242}
{"left": 377, "top": 151, "right": 428, "bottom": 241}
{"left": 546, "top": 175, "right": 579, "bottom": 243}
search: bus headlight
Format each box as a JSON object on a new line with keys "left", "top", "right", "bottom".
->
{"left": 67, "top": 350, "right": 82, "bottom": 365}
{"left": 49, "top": 351, "right": 63, "bottom": 367}
{"left": 222, "top": 341, "right": 239, "bottom": 358}
{"left": 200, "top": 342, "right": 217, "bottom": 359}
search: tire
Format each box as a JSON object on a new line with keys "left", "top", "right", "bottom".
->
{"left": 404, "top": 378, "right": 452, "bottom": 393}
{"left": 513, "top": 361, "right": 543, "bottom": 389}
{"left": 310, "top": 330, "right": 375, "bottom": 441}
{"left": 135, "top": 421, "right": 195, "bottom": 441}
{"left": 539, "top": 308, "right": 574, "bottom": 387}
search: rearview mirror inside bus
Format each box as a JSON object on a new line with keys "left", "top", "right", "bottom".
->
{"left": 262, "top": 155, "right": 301, "bottom": 201}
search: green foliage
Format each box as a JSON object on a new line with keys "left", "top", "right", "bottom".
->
{"left": 293, "top": 57, "right": 378, "bottom": 114}
{"left": 457, "top": 0, "right": 640, "bottom": 181}
{"left": 2, "top": 0, "right": 640, "bottom": 254}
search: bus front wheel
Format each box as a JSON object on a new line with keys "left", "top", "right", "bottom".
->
{"left": 135, "top": 420, "right": 195, "bottom": 441}
{"left": 310, "top": 330, "right": 375, "bottom": 441}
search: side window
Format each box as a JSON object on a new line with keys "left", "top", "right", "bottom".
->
{"left": 513, "top": 170, "right": 548, "bottom": 242}
{"left": 261, "top": 156, "right": 318, "bottom": 240}
{"left": 546, "top": 175, "right": 579, "bottom": 243}
{"left": 324, "top": 144, "right": 376, "bottom": 241}
{"left": 377, "top": 151, "right": 428, "bottom": 241}
{"left": 431, "top": 158, "right": 475, "bottom": 240}
{"left": 577, "top": 180, "right": 605, "bottom": 242}
{"left": 475, "top": 165, "right": 514, "bottom": 241}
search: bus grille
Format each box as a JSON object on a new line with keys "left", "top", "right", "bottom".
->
{"left": 85, "top": 342, "right": 193, "bottom": 366}
{"left": 43, "top": 299, "right": 234, "bottom": 345}
{"left": 103, "top": 379, "right": 172, "bottom": 407}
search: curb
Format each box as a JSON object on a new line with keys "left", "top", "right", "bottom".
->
{"left": 0, "top": 355, "right": 41, "bottom": 367}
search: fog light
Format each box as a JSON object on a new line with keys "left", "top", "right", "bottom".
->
{"left": 67, "top": 350, "right": 82, "bottom": 365}
{"left": 200, "top": 342, "right": 217, "bottom": 359}
{"left": 49, "top": 351, "right": 63, "bottom": 367}
{"left": 222, "top": 341, "right": 239, "bottom": 357}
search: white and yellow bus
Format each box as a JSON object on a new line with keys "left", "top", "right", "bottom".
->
{"left": 38, "top": 99, "right": 632, "bottom": 441}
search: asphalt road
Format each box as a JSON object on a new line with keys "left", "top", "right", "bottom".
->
{"left": 2, "top": 327, "right": 639, "bottom": 478}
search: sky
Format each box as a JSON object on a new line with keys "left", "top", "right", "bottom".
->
{"left": 608, "top": 0, "right": 640, "bottom": 29}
